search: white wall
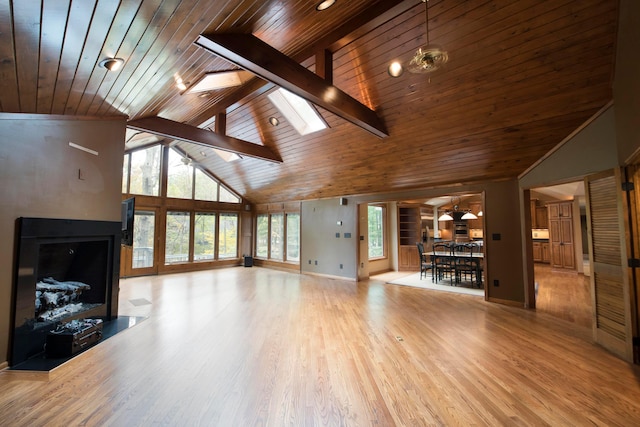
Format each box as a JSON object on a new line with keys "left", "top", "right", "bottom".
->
{"left": 301, "top": 198, "right": 358, "bottom": 279}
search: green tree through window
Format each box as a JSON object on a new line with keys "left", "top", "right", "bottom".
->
{"left": 218, "top": 213, "right": 238, "bottom": 259}
{"left": 194, "top": 213, "right": 216, "bottom": 261}
{"left": 368, "top": 205, "right": 385, "bottom": 259}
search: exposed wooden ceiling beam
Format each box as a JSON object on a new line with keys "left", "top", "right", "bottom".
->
{"left": 195, "top": 33, "right": 389, "bottom": 138}
{"left": 127, "top": 116, "right": 282, "bottom": 163}
{"left": 189, "top": 0, "right": 414, "bottom": 126}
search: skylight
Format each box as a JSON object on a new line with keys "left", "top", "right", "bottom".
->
{"left": 187, "top": 70, "right": 252, "bottom": 93}
{"left": 213, "top": 148, "right": 241, "bottom": 162}
{"left": 267, "top": 88, "right": 327, "bottom": 135}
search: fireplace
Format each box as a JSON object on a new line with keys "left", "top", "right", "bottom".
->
{"left": 11, "top": 217, "right": 121, "bottom": 366}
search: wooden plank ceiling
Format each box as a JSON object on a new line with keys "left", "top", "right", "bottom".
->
{"left": 0, "top": 0, "right": 618, "bottom": 204}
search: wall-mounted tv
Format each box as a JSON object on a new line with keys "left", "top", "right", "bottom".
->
{"left": 121, "top": 197, "right": 135, "bottom": 246}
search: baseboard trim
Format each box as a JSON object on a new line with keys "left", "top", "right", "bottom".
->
{"left": 488, "top": 297, "right": 525, "bottom": 308}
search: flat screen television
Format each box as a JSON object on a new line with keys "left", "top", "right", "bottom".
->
{"left": 121, "top": 197, "right": 135, "bottom": 246}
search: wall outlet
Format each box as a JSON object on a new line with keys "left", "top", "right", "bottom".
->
{"left": 339, "top": 264, "right": 343, "bottom": 269}
{"left": 493, "top": 279, "right": 500, "bottom": 287}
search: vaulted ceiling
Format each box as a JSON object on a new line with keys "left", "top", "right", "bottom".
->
{"left": 0, "top": 0, "right": 618, "bottom": 204}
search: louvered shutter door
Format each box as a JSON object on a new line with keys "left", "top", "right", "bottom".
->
{"left": 585, "top": 169, "right": 634, "bottom": 362}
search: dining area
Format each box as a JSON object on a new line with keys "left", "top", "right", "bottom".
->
{"left": 417, "top": 241, "right": 484, "bottom": 288}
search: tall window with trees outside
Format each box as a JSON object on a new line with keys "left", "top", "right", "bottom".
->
{"left": 270, "top": 213, "right": 284, "bottom": 260}
{"left": 218, "top": 213, "right": 238, "bottom": 259}
{"left": 127, "top": 145, "right": 161, "bottom": 196}
{"left": 256, "top": 214, "right": 269, "bottom": 258}
{"left": 123, "top": 144, "right": 244, "bottom": 270}
{"left": 286, "top": 213, "right": 300, "bottom": 262}
{"left": 194, "top": 213, "right": 216, "bottom": 261}
{"left": 368, "top": 205, "right": 385, "bottom": 259}
{"left": 165, "top": 211, "right": 190, "bottom": 264}
{"left": 255, "top": 212, "right": 299, "bottom": 262}
{"left": 167, "top": 149, "right": 193, "bottom": 199}
{"left": 133, "top": 210, "right": 155, "bottom": 268}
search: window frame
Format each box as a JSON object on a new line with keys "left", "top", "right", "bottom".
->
{"left": 122, "top": 144, "right": 245, "bottom": 275}
{"left": 254, "top": 211, "right": 300, "bottom": 264}
{"left": 368, "top": 204, "right": 387, "bottom": 261}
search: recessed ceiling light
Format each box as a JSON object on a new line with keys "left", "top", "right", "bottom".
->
{"left": 99, "top": 57, "right": 124, "bottom": 72}
{"left": 269, "top": 117, "right": 279, "bottom": 126}
{"left": 316, "top": 0, "right": 336, "bottom": 11}
{"left": 388, "top": 61, "right": 404, "bottom": 77}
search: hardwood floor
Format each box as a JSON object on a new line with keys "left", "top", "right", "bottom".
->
{"left": 534, "top": 263, "right": 593, "bottom": 329}
{"left": 1, "top": 267, "right": 640, "bottom": 426}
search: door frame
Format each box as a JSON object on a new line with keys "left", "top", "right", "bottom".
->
{"left": 120, "top": 206, "right": 161, "bottom": 277}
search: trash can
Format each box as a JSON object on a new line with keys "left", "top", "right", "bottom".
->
{"left": 243, "top": 255, "right": 253, "bottom": 267}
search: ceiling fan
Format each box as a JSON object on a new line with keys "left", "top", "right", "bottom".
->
{"left": 408, "top": 0, "right": 448, "bottom": 74}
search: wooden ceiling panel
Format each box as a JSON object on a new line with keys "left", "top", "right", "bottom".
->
{"left": 0, "top": 0, "right": 618, "bottom": 204}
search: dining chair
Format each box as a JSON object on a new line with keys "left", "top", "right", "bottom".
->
{"left": 453, "top": 243, "right": 476, "bottom": 285}
{"left": 416, "top": 242, "right": 431, "bottom": 279}
{"left": 432, "top": 242, "right": 455, "bottom": 284}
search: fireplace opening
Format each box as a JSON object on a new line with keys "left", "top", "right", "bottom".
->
{"left": 35, "top": 239, "right": 109, "bottom": 324}
{"left": 11, "top": 218, "right": 121, "bottom": 367}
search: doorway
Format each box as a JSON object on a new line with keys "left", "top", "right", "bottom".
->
{"left": 120, "top": 208, "right": 160, "bottom": 277}
{"left": 530, "top": 182, "right": 592, "bottom": 328}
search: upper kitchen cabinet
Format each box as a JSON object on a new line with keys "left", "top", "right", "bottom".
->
{"left": 531, "top": 199, "right": 549, "bottom": 229}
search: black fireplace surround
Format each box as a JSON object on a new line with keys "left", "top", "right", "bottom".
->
{"left": 10, "top": 217, "right": 121, "bottom": 366}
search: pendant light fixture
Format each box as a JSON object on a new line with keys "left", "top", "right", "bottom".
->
{"left": 438, "top": 211, "right": 453, "bottom": 221}
{"left": 461, "top": 211, "right": 478, "bottom": 220}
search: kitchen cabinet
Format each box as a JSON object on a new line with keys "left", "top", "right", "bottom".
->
{"left": 399, "top": 245, "right": 420, "bottom": 270}
{"left": 532, "top": 241, "right": 550, "bottom": 263}
{"left": 532, "top": 241, "right": 542, "bottom": 262}
{"left": 535, "top": 207, "right": 548, "bottom": 229}
{"left": 398, "top": 205, "right": 421, "bottom": 271}
{"left": 548, "top": 201, "right": 575, "bottom": 269}
{"left": 542, "top": 242, "right": 550, "bottom": 263}
{"left": 530, "top": 199, "right": 548, "bottom": 229}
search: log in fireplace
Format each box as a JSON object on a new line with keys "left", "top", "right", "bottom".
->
{"left": 10, "top": 217, "right": 121, "bottom": 366}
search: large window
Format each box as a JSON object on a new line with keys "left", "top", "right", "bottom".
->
{"left": 286, "top": 213, "right": 300, "bottom": 262}
{"left": 133, "top": 210, "right": 155, "bottom": 269}
{"left": 127, "top": 145, "right": 161, "bottom": 196}
{"left": 165, "top": 211, "right": 191, "bottom": 265}
{"left": 194, "top": 213, "right": 216, "bottom": 261}
{"left": 255, "top": 212, "right": 299, "bottom": 263}
{"left": 124, "top": 146, "right": 241, "bottom": 203}
{"left": 195, "top": 169, "right": 217, "bottom": 201}
{"left": 218, "top": 213, "right": 238, "bottom": 259}
{"left": 122, "top": 154, "right": 130, "bottom": 194}
{"left": 123, "top": 144, "right": 244, "bottom": 272}
{"left": 167, "top": 149, "right": 194, "bottom": 199}
{"left": 270, "top": 214, "right": 284, "bottom": 260}
{"left": 256, "top": 214, "right": 269, "bottom": 258}
{"left": 219, "top": 185, "right": 240, "bottom": 203}
{"left": 368, "top": 205, "right": 386, "bottom": 259}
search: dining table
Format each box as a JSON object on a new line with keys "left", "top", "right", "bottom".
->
{"left": 430, "top": 250, "right": 484, "bottom": 287}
